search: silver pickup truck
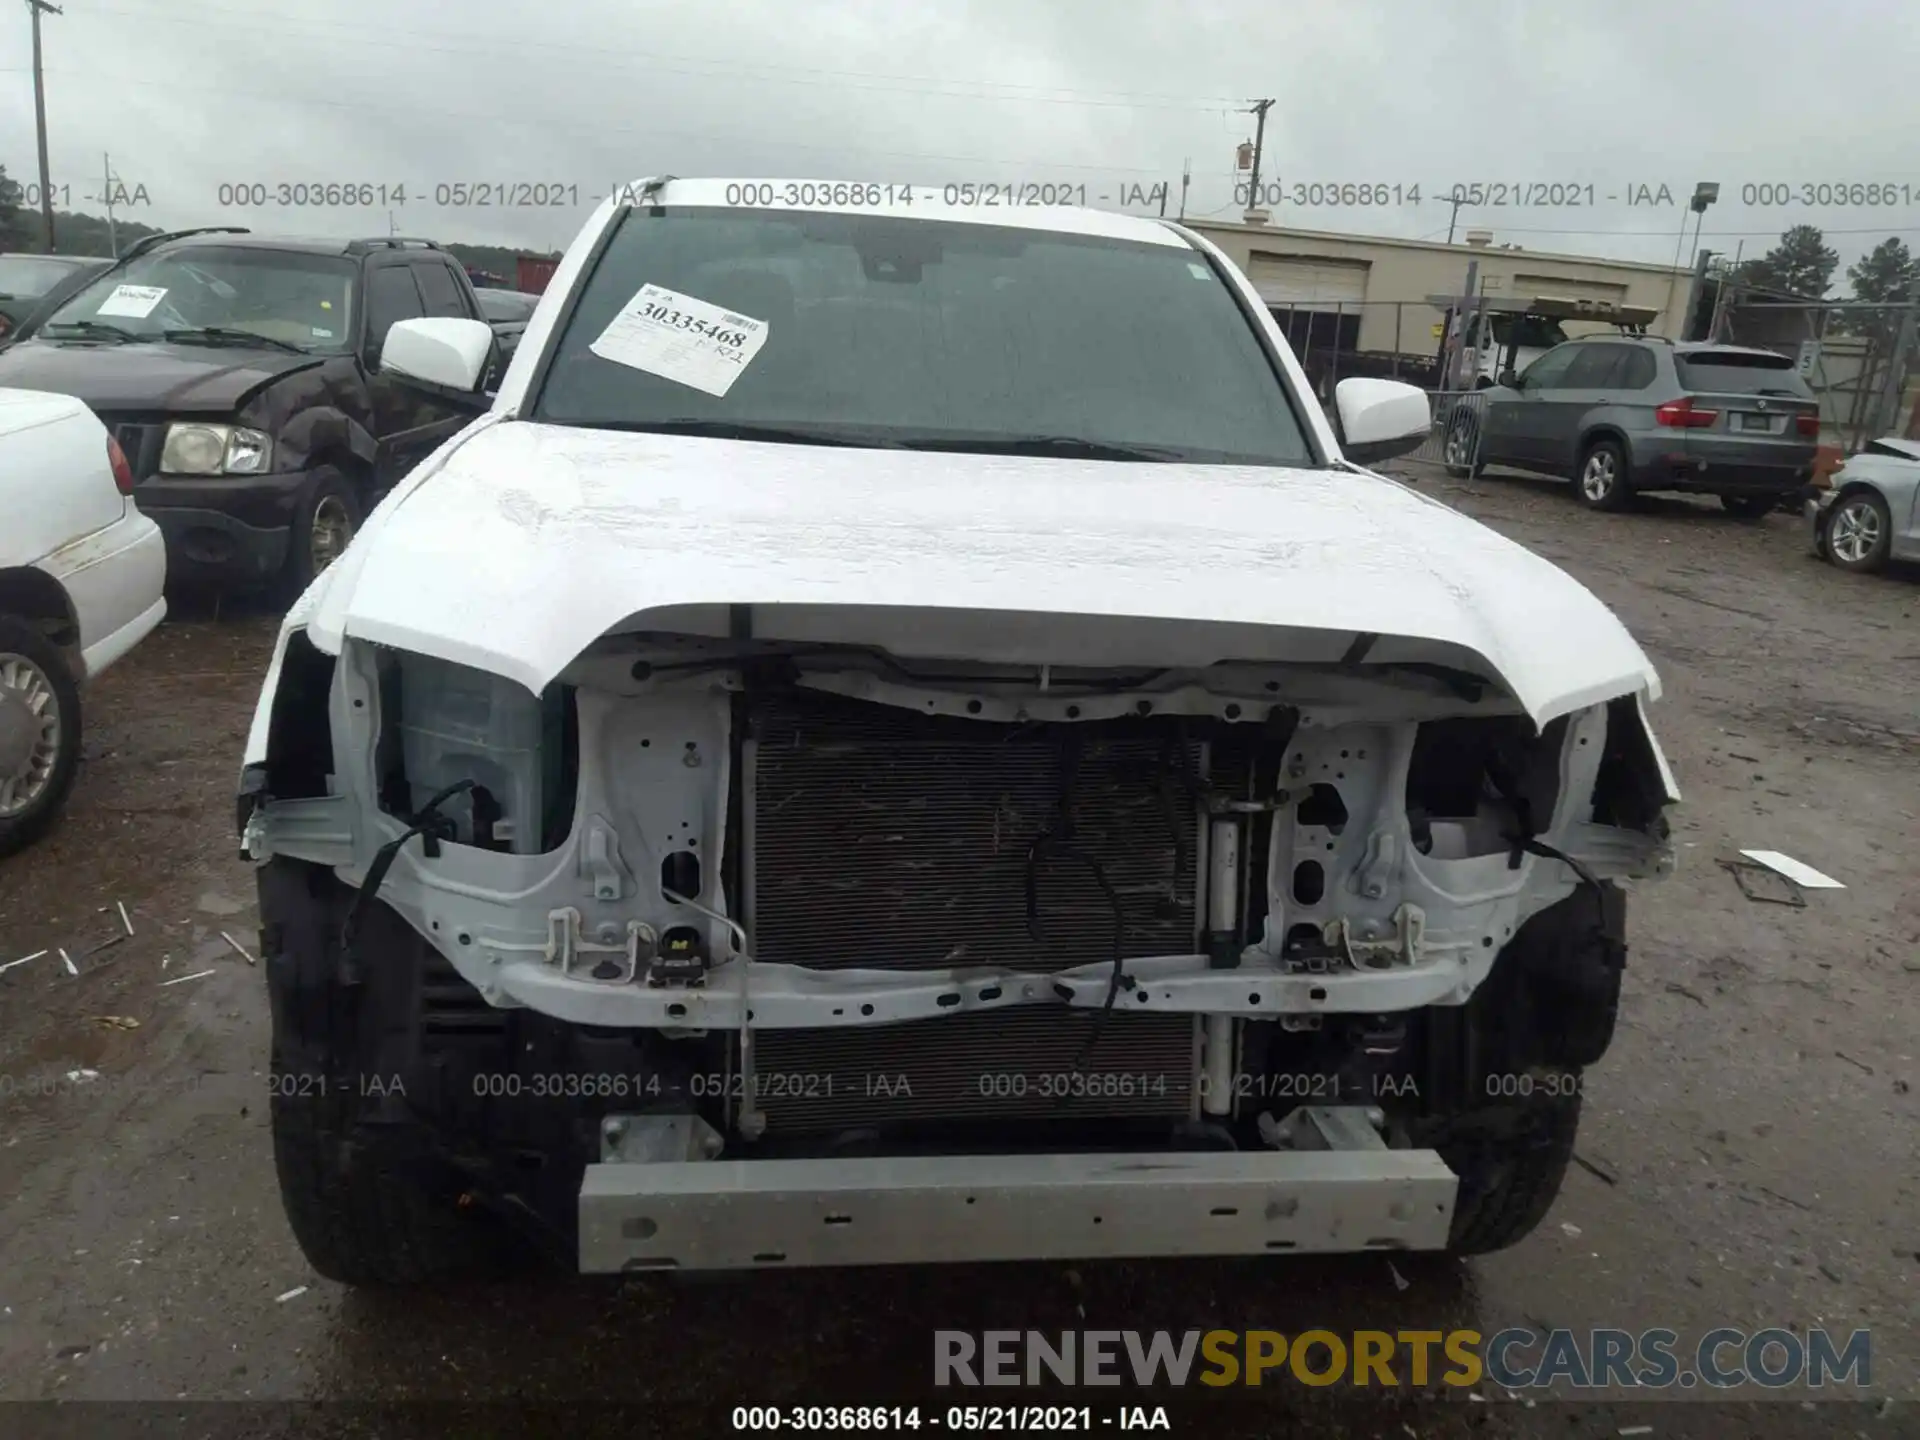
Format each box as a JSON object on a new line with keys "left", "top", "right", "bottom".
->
{"left": 237, "top": 178, "right": 1678, "bottom": 1284}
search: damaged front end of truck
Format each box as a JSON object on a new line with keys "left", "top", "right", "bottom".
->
{"left": 239, "top": 525, "right": 1677, "bottom": 1279}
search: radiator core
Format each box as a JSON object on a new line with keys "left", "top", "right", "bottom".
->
{"left": 742, "top": 691, "right": 1203, "bottom": 1135}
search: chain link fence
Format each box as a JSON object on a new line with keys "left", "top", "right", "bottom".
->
{"left": 1407, "top": 389, "right": 1487, "bottom": 469}
{"left": 1709, "top": 297, "right": 1920, "bottom": 449}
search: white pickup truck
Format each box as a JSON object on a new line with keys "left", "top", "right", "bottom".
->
{"left": 0, "top": 388, "right": 167, "bottom": 854}
{"left": 237, "top": 179, "right": 1678, "bottom": 1284}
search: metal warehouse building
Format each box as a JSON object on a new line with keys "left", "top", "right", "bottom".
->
{"left": 1183, "top": 218, "right": 1689, "bottom": 367}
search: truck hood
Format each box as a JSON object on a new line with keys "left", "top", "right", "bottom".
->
{"left": 305, "top": 420, "right": 1660, "bottom": 725}
{"left": 0, "top": 338, "right": 321, "bottom": 413}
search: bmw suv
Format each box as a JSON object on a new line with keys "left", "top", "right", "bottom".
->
{"left": 1444, "top": 337, "right": 1820, "bottom": 517}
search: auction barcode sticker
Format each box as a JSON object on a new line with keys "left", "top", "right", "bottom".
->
{"left": 95, "top": 284, "right": 169, "bottom": 319}
{"left": 589, "top": 282, "right": 768, "bottom": 397}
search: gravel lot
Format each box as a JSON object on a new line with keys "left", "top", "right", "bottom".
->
{"left": 0, "top": 464, "right": 1913, "bottom": 1438}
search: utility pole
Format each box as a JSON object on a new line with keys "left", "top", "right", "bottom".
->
{"left": 1244, "top": 99, "right": 1274, "bottom": 214}
{"left": 1681, "top": 247, "right": 1714, "bottom": 342}
{"left": 28, "top": 0, "right": 63, "bottom": 252}
{"left": 1178, "top": 157, "right": 1190, "bottom": 220}
{"left": 1442, "top": 190, "right": 1467, "bottom": 245}
{"left": 99, "top": 151, "right": 118, "bottom": 256}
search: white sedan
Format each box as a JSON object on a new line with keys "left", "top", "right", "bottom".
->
{"left": 0, "top": 387, "right": 167, "bottom": 854}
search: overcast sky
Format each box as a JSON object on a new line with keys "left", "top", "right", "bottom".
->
{"left": 3, "top": 0, "right": 1918, "bottom": 279}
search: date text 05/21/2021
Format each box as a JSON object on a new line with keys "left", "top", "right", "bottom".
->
{"left": 208, "top": 180, "right": 1180, "bottom": 210}
{"left": 205, "top": 178, "right": 1920, "bottom": 211}
{"left": 730, "top": 1405, "right": 1176, "bottom": 1432}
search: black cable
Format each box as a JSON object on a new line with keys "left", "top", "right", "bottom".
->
{"left": 1487, "top": 761, "right": 1622, "bottom": 969}
{"left": 340, "top": 780, "right": 477, "bottom": 954}
{"left": 1017, "top": 731, "right": 1135, "bottom": 1097}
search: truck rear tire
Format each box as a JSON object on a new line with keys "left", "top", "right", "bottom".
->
{"left": 261, "top": 858, "right": 522, "bottom": 1286}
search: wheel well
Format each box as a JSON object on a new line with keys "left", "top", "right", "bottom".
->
{"left": 1577, "top": 426, "right": 1628, "bottom": 459}
{"left": 314, "top": 452, "right": 374, "bottom": 502}
{"left": 0, "top": 567, "right": 81, "bottom": 677}
{"left": 1573, "top": 426, "right": 1629, "bottom": 475}
{"left": 1829, "top": 480, "right": 1887, "bottom": 509}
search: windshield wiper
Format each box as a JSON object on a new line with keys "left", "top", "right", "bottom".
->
{"left": 575, "top": 418, "right": 907, "bottom": 449}
{"left": 41, "top": 319, "right": 141, "bottom": 343}
{"left": 891, "top": 434, "right": 1185, "bottom": 462}
{"left": 162, "top": 326, "right": 308, "bottom": 355}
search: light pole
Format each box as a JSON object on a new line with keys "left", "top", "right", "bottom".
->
{"left": 1687, "top": 183, "right": 1719, "bottom": 270}
{"left": 1665, "top": 182, "right": 1718, "bottom": 334}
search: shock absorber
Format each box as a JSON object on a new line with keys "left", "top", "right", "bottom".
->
{"left": 1202, "top": 814, "right": 1242, "bottom": 1118}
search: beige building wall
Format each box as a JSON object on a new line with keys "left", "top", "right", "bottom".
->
{"left": 1183, "top": 220, "right": 1691, "bottom": 356}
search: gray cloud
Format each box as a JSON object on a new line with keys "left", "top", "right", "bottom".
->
{"left": 3, "top": 0, "right": 1916, "bottom": 274}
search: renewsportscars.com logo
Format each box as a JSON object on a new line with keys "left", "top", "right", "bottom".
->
{"left": 933, "top": 1328, "right": 1871, "bottom": 1390}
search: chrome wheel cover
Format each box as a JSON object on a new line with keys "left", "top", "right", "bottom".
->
{"left": 1581, "top": 450, "right": 1617, "bottom": 502}
{"left": 0, "top": 652, "right": 62, "bottom": 818}
{"left": 311, "top": 494, "right": 355, "bottom": 575}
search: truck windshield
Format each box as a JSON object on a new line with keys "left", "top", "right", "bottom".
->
{"left": 41, "top": 247, "right": 357, "bottom": 352}
{"left": 1488, "top": 314, "right": 1569, "bottom": 350}
{"left": 533, "top": 207, "right": 1316, "bottom": 466}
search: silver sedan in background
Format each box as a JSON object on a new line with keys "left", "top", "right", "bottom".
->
{"left": 1809, "top": 437, "right": 1920, "bottom": 574}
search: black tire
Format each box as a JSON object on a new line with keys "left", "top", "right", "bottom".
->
{"left": 1443, "top": 1093, "right": 1582, "bottom": 1255}
{"left": 1573, "top": 438, "right": 1632, "bottom": 511}
{"left": 1442, "top": 408, "right": 1484, "bottom": 479}
{"left": 0, "top": 614, "right": 83, "bottom": 858}
{"left": 1820, "top": 489, "right": 1893, "bottom": 574}
{"left": 260, "top": 858, "right": 523, "bottom": 1286}
{"left": 1423, "top": 883, "right": 1625, "bottom": 1254}
{"left": 1719, "top": 494, "right": 1777, "bottom": 521}
{"left": 278, "top": 466, "right": 364, "bottom": 604}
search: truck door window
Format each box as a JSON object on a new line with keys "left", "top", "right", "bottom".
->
{"left": 413, "top": 262, "right": 473, "bottom": 320}
{"left": 365, "top": 264, "right": 426, "bottom": 361}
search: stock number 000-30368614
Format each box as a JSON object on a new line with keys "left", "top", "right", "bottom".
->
{"left": 732, "top": 1406, "right": 1124, "bottom": 1431}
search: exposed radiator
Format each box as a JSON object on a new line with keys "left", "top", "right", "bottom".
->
{"left": 744, "top": 691, "right": 1203, "bottom": 1135}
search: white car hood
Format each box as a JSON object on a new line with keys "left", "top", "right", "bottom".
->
{"left": 304, "top": 421, "right": 1659, "bottom": 725}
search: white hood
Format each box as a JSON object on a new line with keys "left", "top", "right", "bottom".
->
{"left": 304, "top": 421, "right": 1659, "bottom": 725}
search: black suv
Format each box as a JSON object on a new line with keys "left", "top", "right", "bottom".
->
{"left": 0, "top": 228, "right": 491, "bottom": 595}
{"left": 1445, "top": 336, "right": 1821, "bottom": 516}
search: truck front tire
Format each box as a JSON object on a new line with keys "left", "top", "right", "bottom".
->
{"left": 260, "top": 858, "right": 522, "bottom": 1286}
{"left": 1424, "top": 883, "right": 1625, "bottom": 1254}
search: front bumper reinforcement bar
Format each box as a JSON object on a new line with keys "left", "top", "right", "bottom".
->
{"left": 579, "top": 1110, "right": 1459, "bottom": 1271}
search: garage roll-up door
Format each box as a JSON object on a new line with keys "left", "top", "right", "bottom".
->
{"left": 1246, "top": 254, "right": 1370, "bottom": 310}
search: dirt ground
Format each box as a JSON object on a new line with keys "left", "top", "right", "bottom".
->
{"left": 0, "top": 466, "right": 1913, "bottom": 1439}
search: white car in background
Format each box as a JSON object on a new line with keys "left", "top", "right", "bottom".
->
{"left": 0, "top": 387, "right": 167, "bottom": 854}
